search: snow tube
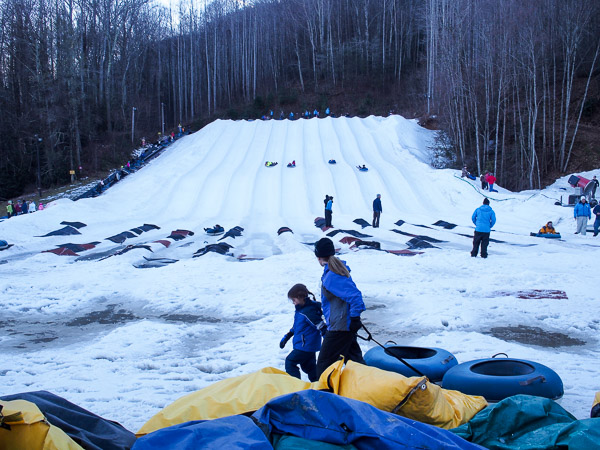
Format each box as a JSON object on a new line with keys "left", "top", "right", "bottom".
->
{"left": 357, "top": 167, "right": 369, "bottom": 172}
{"left": 0, "top": 239, "right": 10, "bottom": 250}
{"left": 441, "top": 356, "right": 564, "bottom": 402}
{"left": 364, "top": 345, "right": 457, "bottom": 382}
{"left": 534, "top": 233, "right": 561, "bottom": 239}
{"left": 204, "top": 226, "right": 225, "bottom": 236}
{"left": 328, "top": 160, "right": 336, "bottom": 164}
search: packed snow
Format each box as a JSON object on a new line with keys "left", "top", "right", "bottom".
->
{"left": 0, "top": 115, "right": 598, "bottom": 433}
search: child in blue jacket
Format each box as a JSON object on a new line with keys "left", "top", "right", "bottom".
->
{"left": 280, "top": 283, "right": 326, "bottom": 382}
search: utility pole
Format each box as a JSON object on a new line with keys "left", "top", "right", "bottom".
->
{"left": 34, "top": 134, "right": 42, "bottom": 198}
{"left": 161, "top": 102, "right": 165, "bottom": 136}
{"left": 131, "top": 107, "right": 137, "bottom": 144}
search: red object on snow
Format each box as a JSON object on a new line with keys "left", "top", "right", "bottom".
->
{"left": 576, "top": 176, "right": 590, "bottom": 189}
{"left": 339, "top": 236, "right": 361, "bottom": 244}
{"left": 43, "top": 247, "right": 79, "bottom": 256}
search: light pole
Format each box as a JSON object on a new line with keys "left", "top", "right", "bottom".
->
{"left": 131, "top": 106, "right": 137, "bottom": 144}
{"left": 34, "top": 134, "right": 42, "bottom": 198}
{"left": 161, "top": 102, "right": 165, "bottom": 136}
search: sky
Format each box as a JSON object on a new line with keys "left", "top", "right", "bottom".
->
{"left": 0, "top": 115, "right": 598, "bottom": 433}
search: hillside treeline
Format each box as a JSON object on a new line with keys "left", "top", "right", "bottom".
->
{"left": 1, "top": 0, "right": 598, "bottom": 198}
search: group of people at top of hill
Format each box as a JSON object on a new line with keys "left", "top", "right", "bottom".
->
{"left": 279, "top": 237, "right": 366, "bottom": 381}
{"left": 5, "top": 199, "right": 43, "bottom": 218}
{"left": 259, "top": 108, "right": 335, "bottom": 121}
{"left": 462, "top": 166, "right": 498, "bottom": 193}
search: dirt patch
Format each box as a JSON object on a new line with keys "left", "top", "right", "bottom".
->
{"left": 486, "top": 325, "right": 585, "bottom": 347}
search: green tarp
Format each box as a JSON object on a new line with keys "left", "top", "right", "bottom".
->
{"left": 451, "top": 395, "right": 600, "bottom": 449}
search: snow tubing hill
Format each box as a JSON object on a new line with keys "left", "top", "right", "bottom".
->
{"left": 364, "top": 346, "right": 458, "bottom": 383}
{"left": 441, "top": 357, "right": 564, "bottom": 402}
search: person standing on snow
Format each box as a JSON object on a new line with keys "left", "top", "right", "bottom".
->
{"left": 314, "top": 238, "right": 366, "bottom": 378}
{"left": 592, "top": 202, "right": 600, "bottom": 237}
{"left": 28, "top": 201, "right": 37, "bottom": 213}
{"left": 590, "top": 175, "right": 599, "bottom": 199}
{"left": 372, "top": 194, "right": 382, "bottom": 228}
{"left": 471, "top": 198, "right": 496, "bottom": 258}
{"left": 279, "top": 283, "right": 326, "bottom": 382}
{"left": 6, "top": 201, "right": 14, "bottom": 218}
{"left": 486, "top": 172, "right": 498, "bottom": 192}
{"left": 325, "top": 196, "right": 333, "bottom": 228}
{"left": 574, "top": 196, "right": 591, "bottom": 235}
{"left": 479, "top": 174, "right": 488, "bottom": 190}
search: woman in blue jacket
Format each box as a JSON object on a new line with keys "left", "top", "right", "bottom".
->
{"left": 279, "top": 284, "right": 325, "bottom": 381}
{"left": 313, "top": 238, "right": 366, "bottom": 377}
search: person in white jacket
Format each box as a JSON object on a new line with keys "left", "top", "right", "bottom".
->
{"left": 28, "top": 201, "right": 37, "bottom": 213}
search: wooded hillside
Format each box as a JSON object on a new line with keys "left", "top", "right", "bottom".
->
{"left": 1, "top": 0, "right": 598, "bottom": 199}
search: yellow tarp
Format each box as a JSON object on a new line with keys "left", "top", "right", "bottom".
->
{"left": 137, "top": 366, "right": 312, "bottom": 436}
{"left": 320, "top": 359, "right": 488, "bottom": 429}
{"left": 0, "top": 399, "right": 83, "bottom": 450}
{"left": 594, "top": 392, "right": 600, "bottom": 408}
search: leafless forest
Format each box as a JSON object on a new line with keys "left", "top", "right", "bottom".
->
{"left": 1, "top": 0, "right": 598, "bottom": 198}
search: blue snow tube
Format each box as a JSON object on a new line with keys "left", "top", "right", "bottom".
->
{"left": 0, "top": 239, "right": 9, "bottom": 250}
{"left": 204, "top": 226, "right": 225, "bottom": 236}
{"left": 328, "top": 160, "right": 336, "bottom": 164}
{"left": 358, "top": 167, "right": 369, "bottom": 172}
{"left": 534, "top": 233, "right": 561, "bottom": 239}
{"left": 364, "top": 345, "right": 458, "bottom": 382}
{"left": 441, "top": 356, "right": 563, "bottom": 402}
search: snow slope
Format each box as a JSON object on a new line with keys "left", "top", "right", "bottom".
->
{"left": 0, "top": 115, "right": 598, "bottom": 432}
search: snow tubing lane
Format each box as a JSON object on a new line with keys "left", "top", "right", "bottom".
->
{"left": 441, "top": 358, "right": 564, "bottom": 402}
{"left": 364, "top": 346, "right": 457, "bottom": 382}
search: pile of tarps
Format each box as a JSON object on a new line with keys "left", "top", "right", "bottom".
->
{"left": 2, "top": 372, "right": 598, "bottom": 449}
{"left": 137, "top": 361, "right": 487, "bottom": 437}
{"left": 451, "top": 394, "right": 600, "bottom": 449}
{"left": 0, "top": 391, "right": 135, "bottom": 450}
{"left": 134, "top": 390, "right": 486, "bottom": 449}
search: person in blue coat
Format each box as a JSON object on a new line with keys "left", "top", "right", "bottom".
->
{"left": 372, "top": 194, "right": 382, "bottom": 228}
{"left": 280, "top": 284, "right": 326, "bottom": 381}
{"left": 593, "top": 203, "right": 600, "bottom": 237}
{"left": 574, "top": 196, "right": 591, "bottom": 235}
{"left": 314, "top": 238, "right": 366, "bottom": 377}
{"left": 325, "top": 196, "right": 333, "bottom": 227}
{"left": 471, "top": 198, "right": 496, "bottom": 258}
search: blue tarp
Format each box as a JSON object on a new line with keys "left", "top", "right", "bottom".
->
{"left": 1, "top": 391, "right": 136, "bottom": 450}
{"left": 36, "top": 226, "right": 82, "bottom": 237}
{"left": 132, "top": 415, "right": 272, "bottom": 450}
{"left": 253, "top": 390, "right": 484, "bottom": 450}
